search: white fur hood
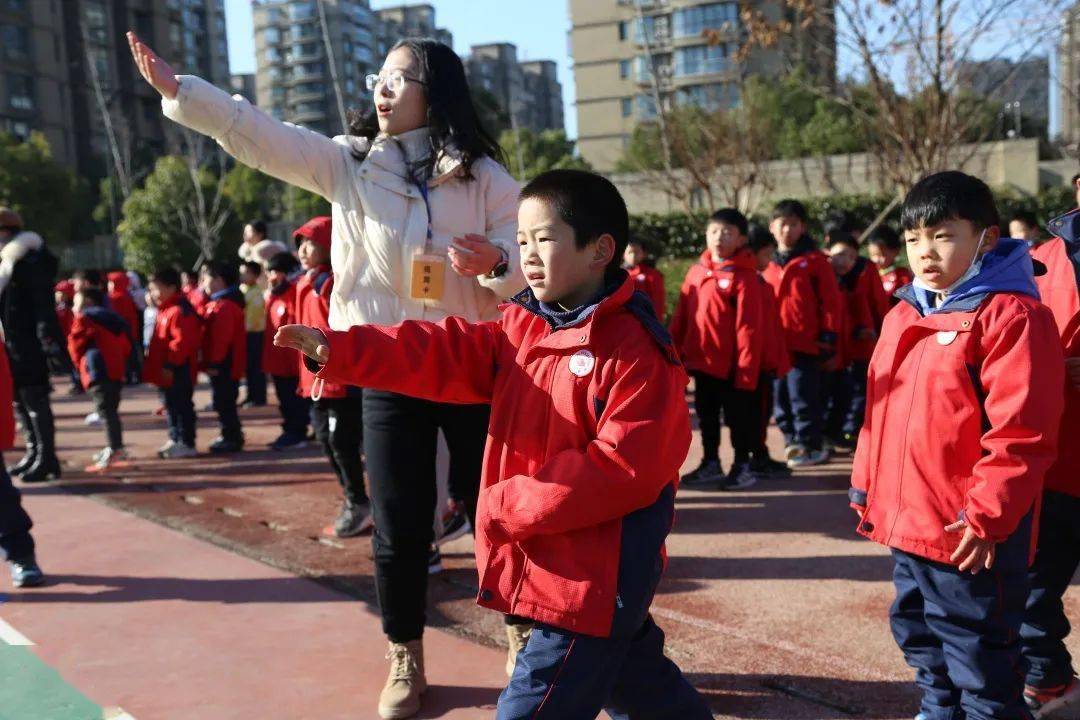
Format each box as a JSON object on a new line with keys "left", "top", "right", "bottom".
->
{"left": 0, "top": 231, "right": 43, "bottom": 295}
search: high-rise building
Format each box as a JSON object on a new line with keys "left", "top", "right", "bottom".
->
{"left": 1057, "top": 4, "right": 1080, "bottom": 146}
{"left": 569, "top": 0, "right": 837, "bottom": 171}
{"left": 253, "top": 0, "right": 378, "bottom": 137}
{"left": 374, "top": 4, "right": 453, "bottom": 57}
{"left": 465, "top": 44, "right": 565, "bottom": 133}
{"left": 0, "top": 0, "right": 229, "bottom": 178}
{"left": 231, "top": 74, "right": 257, "bottom": 104}
{"left": 958, "top": 57, "right": 1049, "bottom": 131}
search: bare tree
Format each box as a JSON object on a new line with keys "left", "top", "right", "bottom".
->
{"left": 173, "top": 129, "right": 233, "bottom": 266}
{"left": 736, "top": 0, "right": 1070, "bottom": 191}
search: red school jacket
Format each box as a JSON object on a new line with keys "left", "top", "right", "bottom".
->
{"left": 0, "top": 344, "right": 15, "bottom": 451}
{"left": 1044, "top": 311, "right": 1080, "bottom": 498}
{"left": 837, "top": 258, "right": 887, "bottom": 364}
{"left": 263, "top": 280, "right": 298, "bottom": 378}
{"left": 669, "top": 249, "right": 765, "bottom": 390}
{"left": 67, "top": 307, "right": 132, "bottom": 388}
{"left": 314, "top": 275, "right": 692, "bottom": 638}
{"left": 759, "top": 276, "right": 790, "bottom": 377}
{"left": 880, "top": 265, "right": 915, "bottom": 304}
{"left": 107, "top": 271, "right": 140, "bottom": 341}
{"left": 200, "top": 287, "right": 247, "bottom": 381}
{"left": 143, "top": 294, "right": 202, "bottom": 388}
{"left": 762, "top": 239, "right": 844, "bottom": 358}
{"left": 1031, "top": 236, "right": 1080, "bottom": 339}
{"left": 625, "top": 263, "right": 667, "bottom": 319}
{"left": 850, "top": 286, "right": 1064, "bottom": 567}
{"left": 296, "top": 265, "right": 346, "bottom": 400}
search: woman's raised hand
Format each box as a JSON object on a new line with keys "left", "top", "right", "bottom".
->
{"left": 448, "top": 234, "right": 503, "bottom": 278}
{"left": 127, "top": 31, "right": 179, "bottom": 101}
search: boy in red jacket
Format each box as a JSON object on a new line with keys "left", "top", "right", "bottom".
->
{"left": 277, "top": 170, "right": 710, "bottom": 720}
{"left": 1019, "top": 208, "right": 1080, "bottom": 716}
{"left": 144, "top": 268, "right": 202, "bottom": 459}
{"left": 763, "top": 199, "right": 843, "bottom": 468}
{"left": 866, "top": 225, "right": 915, "bottom": 304}
{"left": 622, "top": 240, "right": 666, "bottom": 319}
{"left": 825, "top": 233, "right": 888, "bottom": 452}
{"left": 671, "top": 208, "right": 767, "bottom": 490}
{"left": 262, "top": 251, "right": 309, "bottom": 450}
{"left": 294, "top": 217, "right": 370, "bottom": 538}
{"left": 107, "top": 271, "right": 142, "bottom": 384}
{"left": 850, "top": 172, "right": 1064, "bottom": 720}
{"left": 199, "top": 261, "right": 246, "bottom": 453}
{"left": 69, "top": 287, "right": 132, "bottom": 470}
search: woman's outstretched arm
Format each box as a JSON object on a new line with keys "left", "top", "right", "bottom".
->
{"left": 128, "top": 31, "right": 350, "bottom": 201}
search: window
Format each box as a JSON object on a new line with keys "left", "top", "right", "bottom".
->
{"left": 293, "top": 42, "right": 320, "bottom": 58}
{"left": 264, "top": 27, "right": 280, "bottom": 44}
{"left": 7, "top": 73, "right": 33, "bottom": 110}
{"left": 618, "top": 21, "right": 628, "bottom": 41}
{"left": 673, "top": 3, "right": 739, "bottom": 39}
{"left": 634, "top": 15, "right": 670, "bottom": 44}
{"left": 84, "top": 2, "right": 108, "bottom": 44}
{"left": 3, "top": 0, "right": 27, "bottom": 12}
{"left": 673, "top": 44, "right": 729, "bottom": 77}
{"left": 289, "top": 1, "right": 316, "bottom": 20}
{"left": 264, "top": 47, "right": 281, "bottom": 63}
{"left": 676, "top": 82, "right": 736, "bottom": 110}
{"left": 620, "top": 97, "right": 632, "bottom": 117}
{"left": 619, "top": 60, "right": 630, "bottom": 79}
{"left": 1, "top": 117, "right": 29, "bottom": 138}
{"left": 1, "top": 25, "right": 28, "bottom": 60}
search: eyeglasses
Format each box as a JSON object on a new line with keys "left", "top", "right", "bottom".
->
{"left": 365, "top": 70, "right": 426, "bottom": 94}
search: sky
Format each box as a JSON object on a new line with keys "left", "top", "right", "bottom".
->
{"left": 223, "top": 0, "right": 579, "bottom": 137}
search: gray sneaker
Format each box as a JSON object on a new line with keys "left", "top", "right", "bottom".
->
{"left": 333, "top": 501, "right": 373, "bottom": 538}
{"left": 10, "top": 556, "right": 44, "bottom": 588}
{"left": 681, "top": 459, "right": 723, "bottom": 488}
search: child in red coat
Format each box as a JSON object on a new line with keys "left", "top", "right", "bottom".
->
{"left": 107, "top": 271, "right": 142, "bottom": 384}
{"left": 68, "top": 287, "right": 132, "bottom": 469}
{"left": 144, "top": 268, "right": 202, "bottom": 458}
{"left": 276, "top": 170, "right": 711, "bottom": 720}
{"left": 622, "top": 240, "right": 666, "bottom": 319}
{"left": 866, "top": 225, "right": 915, "bottom": 304}
{"left": 671, "top": 208, "right": 768, "bottom": 490}
{"left": 762, "top": 199, "right": 843, "bottom": 468}
{"left": 262, "top": 251, "right": 310, "bottom": 450}
{"left": 1018, "top": 208, "right": 1080, "bottom": 715}
{"left": 199, "top": 260, "right": 246, "bottom": 453}
{"left": 851, "top": 171, "right": 1064, "bottom": 720}
{"left": 294, "top": 217, "right": 370, "bottom": 538}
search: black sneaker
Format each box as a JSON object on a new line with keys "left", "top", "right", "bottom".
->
{"left": 10, "top": 555, "right": 44, "bottom": 588}
{"left": 719, "top": 462, "right": 759, "bottom": 491}
{"left": 751, "top": 455, "right": 792, "bottom": 478}
{"left": 827, "top": 434, "right": 855, "bottom": 454}
{"left": 428, "top": 544, "right": 443, "bottom": 574}
{"left": 333, "top": 501, "right": 374, "bottom": 538}
{"left": 268, "top": 432, "right": 308, "bottom": 451}
{"left": 208, "top": 436, "right": 244, "bottom": 454}
{"left": 437, "top": 505, "right": 471, "bottom": 546}
{"left": 681, "top": 459, "right": 722, "bottom": 487}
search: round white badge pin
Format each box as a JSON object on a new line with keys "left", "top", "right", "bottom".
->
{"left": 936, "top": 330, "right": 958, "bottom": 346}
{"left": 718, "top": 278, "right": 731, "bottom": 290}
{"left": 569, "top": 349, "right": 595, "bottom": 377}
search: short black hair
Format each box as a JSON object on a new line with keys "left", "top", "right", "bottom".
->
{"left": 709, "top": 208, "right": 749, "bottom": 237}
{"left": 247, "top": 220, "right": 268, "bottom": 237}
{"left": 747, "top": 223, "right": 777, "bottom": 252}
{"left": 201, "top": 260, "right": 240, "bottom": 287}
{"left": 73, "top": 269, "right": 104, "bottom": 286}
{"left": 519, "top": 169, "right": 629, "bottom": 273}
{"left": 1010, "top": 209, "right": 1039, "bottom": 230}
{"left": 76, "top": 287, "right": 105, "bottom": 306}
{"left": 1071, "top": 173, "right": 1080, "bottom": 186}
{"left": 150, "top": 267, "right": 181, "bottom": 289}
{"left": 824, "top": 210, "right": 861, "bottom": 236}
{"left": 827, "top": 231, "right": 859, "bottom": 252}
{"left": 771, "top": 199, "right": 809, "bottom": 223}
{"left": 864, "top": 225, "right": 902, "bottom": 251}
{"left": 900, "top": 171, "right": 1000, "bottom": 232}
{"left": 241, "top": 260, "right": 262, "bottom": 278}
{"left": 267, "top": 251, "right": 299, "bottom": 274}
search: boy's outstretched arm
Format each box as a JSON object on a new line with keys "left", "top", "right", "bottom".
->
{"left": 276, "top": 316, "right": 502, "bottom": 405}
{"left": 964, "top": 308, "right": 1064, "bottom": 542}
{"left": 479, "top": 351, "right": 691, "bottom": 542}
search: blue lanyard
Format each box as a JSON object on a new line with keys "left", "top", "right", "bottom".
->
{"left": 390, "top": 136, "right": 435, "bottom": 251}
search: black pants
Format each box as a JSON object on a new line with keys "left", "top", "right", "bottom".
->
{"left": 1021, "top": 490, "right": 1080, "bottom": 690}
{"left": 312, "top": 394, "right": 367, "bottom": 506}
{"left": 162, "top": 364, "right": 196, "bottom": 447}
{"left": 363, "top": 389, "right": 490, "bottom": 642}
{"left": 244, "top": 332, "right": 267, "bottom": 404}
{"left": 0, "top": 455, "right": 34, "bottom": 562}
{"left": 13, "top": 384, "right": 56, "bottom": 465}
{"left": 89, "top": 381, "right": 123, "bottom": 449}
{"left": 126, "top": 328, "right": 143, "bottom": 384}
{"left": 756, "top": 371, "right": 776, "bottom": 457}
{"left": 210, "top": 371, "right": 243, "bottom": 443}
{"left": 272, "top": 375, "right": 310, "bottom": 437}
{"left": 692, "top": 372, "right": 759, "bottom": 463}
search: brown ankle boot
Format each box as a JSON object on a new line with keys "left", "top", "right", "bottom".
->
{"left": 378, "top": 639, "right": 426, "bottom": 719}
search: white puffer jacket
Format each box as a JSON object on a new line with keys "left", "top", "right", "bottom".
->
{"left": 162, "top": 75, "right": 526, "bottom": 331}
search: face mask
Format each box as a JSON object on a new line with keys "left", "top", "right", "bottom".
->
{"left": 912, "top": 228, "right": 988, "bottom": 297}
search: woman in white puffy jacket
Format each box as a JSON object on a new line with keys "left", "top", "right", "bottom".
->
{"left": 128, "top": 33, "right": 527, "bottom": 719}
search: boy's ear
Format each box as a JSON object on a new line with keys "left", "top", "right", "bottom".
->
{"left": 980, "top": 225, "right": 1002, "bottom": 254}
{"left": 592, "top": 234, "right": 616, "bottom": 270}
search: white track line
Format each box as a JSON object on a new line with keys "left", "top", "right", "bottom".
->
{"left": 104, "top": 709, "right": 138, "bottom": 720}
{"left": 0, "top": 616, "right": 34, "bottom": 645}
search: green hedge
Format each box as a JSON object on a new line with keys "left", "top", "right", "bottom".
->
{"left": 631, "top": 186, "right": 1076, "bottom": 260}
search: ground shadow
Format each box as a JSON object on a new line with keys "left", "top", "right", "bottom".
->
{"left": 691, "top": 672, "right": 918, "bottom": 719}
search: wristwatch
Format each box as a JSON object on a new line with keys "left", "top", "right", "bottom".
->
{"left": 485, "top": 247, "right": 510, "bottom": 279}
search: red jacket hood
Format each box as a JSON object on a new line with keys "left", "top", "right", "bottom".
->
{"left": 107, "top": 271, "right": 129, "bottom": 292}
{"left": 293, "top": 216, "right": 331, "bottom": 251}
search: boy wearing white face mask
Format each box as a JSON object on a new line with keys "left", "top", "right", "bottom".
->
{"left": 849, "top": 171, "right": 1065, "bottom": 720}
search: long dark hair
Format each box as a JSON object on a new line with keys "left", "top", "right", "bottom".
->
{"left": 348, "top": 38, "right": 505, "bottom": 177}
